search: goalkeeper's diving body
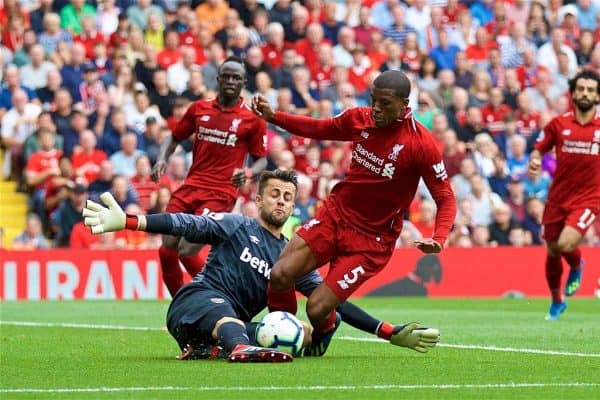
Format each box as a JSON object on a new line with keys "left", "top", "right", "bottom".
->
{"left": 83, "top": 169, "right": 440, "bottom": 363}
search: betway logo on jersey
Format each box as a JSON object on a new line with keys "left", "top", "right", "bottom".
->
{"left": 352, "top": 143, "right": 396, "bottom": 179}
{"left": 197, "top": 127, "right": 238, "bottom": 146}
{"left": 561, "top": 140, "right": 600, "bottom": 155}
{"left": 239, "top": 247, "right": 271, "bottom": 279}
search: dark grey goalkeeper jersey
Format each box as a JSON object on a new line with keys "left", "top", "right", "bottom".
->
{"left": 167, "top": 212, "right": 322, "bottom": 322}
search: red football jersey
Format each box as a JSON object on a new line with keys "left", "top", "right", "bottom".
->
{"left": 71, "top": 149, "right": 107, "bottom": 184}
{"left": 271, "top": 108, "right": 457, "bottom": 243}
{"left": 26, "top": 149, "right": 63, "bottom": 189}
{"left": 535, "top": 112, "right": 600, "bottom": 211}
{"left": 172, "top": 98, "right": 267, "bottom": 198}
{"left": 481, "top": 104, "right": 511, "bottom": 136}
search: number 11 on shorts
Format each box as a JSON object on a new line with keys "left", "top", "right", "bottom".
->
{"left": 577, "top": 208, "right": 596, "bottom": 230}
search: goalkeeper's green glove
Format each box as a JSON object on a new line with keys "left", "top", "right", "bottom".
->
{"left": 389, "top": 323, "right": 440, "bottom": 353}
{"left": 83, "top": 192, "right": 137, "bottom": 234}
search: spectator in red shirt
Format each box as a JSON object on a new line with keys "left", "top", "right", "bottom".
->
{"left": 166, "top": 97, "right": 191, "bottom": 132}
{"left": 310, "top": 43, "right": 334, "bottom": 93}
{"left": 108, "top": 13, "right": 130, "bottom": 52}
{"left": 26, "top": 127, "right": 62, "bottom": 223}
{"left": 353, "top": 5, "right": 380, "bottom": 49}
{"left": 481, "top": 87, "right": 511, "bottom": 136}
{"left": 71, "top": 129, "right": 107, "bottom": 184}
{"left": 347, "top": 45, "right": 372, "bottom": 95}
{"left": 515, "top": 91, "right": 541, "bottom": 140}
{"left": 443, "top": 0, "right": 467, "bottom": 27}
{"left": 413, "top": 199, "right": 436, "bottom": 238}
{"left": 157, "top": 29, "right": 182, "bottom": 69}
{"left": 69, "top": 220, "right": 100, "bottom": 248}
{"left": 130, "top": 154, "right": 158, "bottom": 211}
{"left": 74, "top": 15, "right": 105, "bottom": 60}
{"left": 295, "top": 23, "right": 330, "bottom": 68}
{"left": 261, "top": 22, "right": 286, "bottom": 69}
{"left": 465, "top": 27, "right": 497, "bottom": 68}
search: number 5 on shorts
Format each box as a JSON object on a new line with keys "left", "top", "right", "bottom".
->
{"left": 337, "top": 266, "right": 365, "bottom": 290}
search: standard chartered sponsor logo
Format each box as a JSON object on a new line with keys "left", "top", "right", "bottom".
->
{"left": 353, "top": 143, "right": 384, "bottom": 174}
{"left": 561, "top": 140, "right": 599, "bottom": 155}
{"left": 197, "top": 127, "right": 237, "bottom": 146}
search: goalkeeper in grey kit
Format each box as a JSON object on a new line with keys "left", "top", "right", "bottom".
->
{"left": 83, "top": 169, "right": 440, "bottom": 363}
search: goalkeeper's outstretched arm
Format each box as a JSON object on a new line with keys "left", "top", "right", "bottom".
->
{"left": 82, "top": 192, "right": 224, "bottom": 244}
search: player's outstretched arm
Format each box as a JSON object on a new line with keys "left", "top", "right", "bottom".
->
{"left": 251, "top": 95, "right": 356, "bottom": 141}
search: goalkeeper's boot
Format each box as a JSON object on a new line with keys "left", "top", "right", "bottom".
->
{"left": 545, "top": 301, "right": 567, "bottom": 321}
{"left": 565, "top": 259, "right": 585, "bottom": 297}
{"left": 390, "top": 323, "right": 440, "bottom": 353}
{"left": 228, "top": 344, "right": 293, "bottom": 363}
{"left": 303, "top": 312, "right": 341, "bottom": 357}
{"left": 177, "top": 343, "right": 226, "bottom": 360}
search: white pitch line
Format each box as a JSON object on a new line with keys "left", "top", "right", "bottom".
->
{"left": 336, "top": 336, "right": 600, "bottom": 358}
{"left": 1, "top": 383, "right": 599, "bottom": 394}
{"left": 0, "top": 320, "right": 163, "bottom": 331}
{"left": 2, "top": 321, "right": 599, "bottom": 358}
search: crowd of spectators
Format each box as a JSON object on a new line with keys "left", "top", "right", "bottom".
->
{"left": 2, "top": 0, "right": 600, "bottom": 250}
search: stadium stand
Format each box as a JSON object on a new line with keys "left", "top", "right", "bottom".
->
{"left": 1, "top": 0, "right": 599, "bottom": 249}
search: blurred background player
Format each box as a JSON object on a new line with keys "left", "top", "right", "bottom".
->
{"left": 251, "top": 70, "right": 456, "bottom": 352}
{"left": 152, "top": 56, "right": 268, "bottom": 296}
{"left": 528, "top": 70, "right": 600, "bottom": 320}
{"left": 83, "top": 170, "right": 440, "bottom": 362}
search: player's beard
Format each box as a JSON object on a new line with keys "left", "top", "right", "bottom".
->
{"left": 261, "top": 209, "right": 287, "bottom": 228}
{"left": 574, "top": 97, "right": 596, "bottom": 112}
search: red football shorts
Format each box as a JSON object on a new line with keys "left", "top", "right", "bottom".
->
{"left": 543, "top": 205, "right": 598, "bottom": 242}
{"left": 296, "top": 206, "right": 396, "bottom": 302}
{"left": 166, "top": 185, "right": 236, "bottom": 215}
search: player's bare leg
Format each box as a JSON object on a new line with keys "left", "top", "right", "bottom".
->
{"left": 558, "top": 226, "right": 585, "bottom": 297}
{"left": 178, "top": 239, "right": 206, "bottom": 277}
{"left": 159, "top": 235, "right": 184, "bottom": 296}
{"left": 268, "top": 235, "right": 318, "bottom": 315}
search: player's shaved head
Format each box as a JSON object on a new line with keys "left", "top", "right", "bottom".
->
{"left": 373, "top": 70, "right": 411, "bottom": 99}
{"left": 218, "top": 55, "right": 246, "bottom": 76}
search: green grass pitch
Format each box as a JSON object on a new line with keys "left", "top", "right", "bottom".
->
{"left": 1, "top": 298, "right": 599, "bottom": 400}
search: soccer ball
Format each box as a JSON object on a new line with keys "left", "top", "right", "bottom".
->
{"left": 255, "top": 311, "right": 305, "bottom": 356}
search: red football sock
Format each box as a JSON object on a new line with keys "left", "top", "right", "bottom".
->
{"left": 562, "top": 248, "right": 582, "bottom": 269}
{"left": 314, "top": 310, "right": 337, "bottom": 334}
{"left": 266, "top": 283, "right": 297, "bottom": 314}
{"left": 377, "top": 322, "right": 395, "bottom": 340}
{"left": 179, "top": 254, "right": 205, "bottom": 277}
{"left": 159, "top": 246, "right": 183, "bottom": 297}
{"left": 545, "top": 254, "right": 564, "bottom": 303}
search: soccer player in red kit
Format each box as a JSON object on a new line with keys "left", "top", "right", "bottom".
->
{"left": 528, "top": 70, "right": 600, "bottom": 321}
{"left": 251, "top": 70, "right": 457, "bottom": 354}
{"left": 152, "top": 56, "right": 268, "bottom": 296}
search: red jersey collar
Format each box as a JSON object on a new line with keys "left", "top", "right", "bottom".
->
{"left": 210, "top": 97, "right": 245, "bottom": 113}
{"left": 567, "top": 110, "right": 600, "bottom": 126}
